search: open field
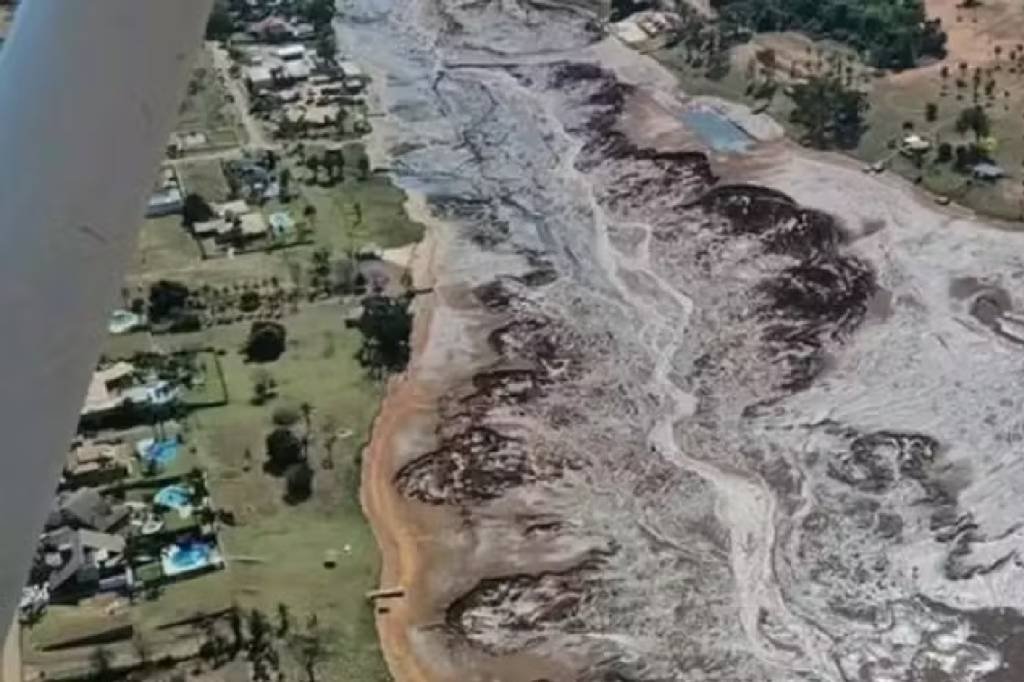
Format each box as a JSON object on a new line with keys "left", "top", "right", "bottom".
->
{"left": 175, "top": 46, "right": 248, "bottom": 152}
{"left": 287, "top": 143, "right": 424, "bottom": 253}
{"left": 137, "top": 306, "right": 388, "bottom": 680}
{"left": 177, "top": 159, "right": 232, "bottom": 202}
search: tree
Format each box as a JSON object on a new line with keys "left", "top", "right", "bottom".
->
{"left": 333, "top": 257, "right": 357, "bottom": 294}
{"left": 356, "top": 295, "right": 414, "bottom": 375}
{"left": 229, "top": 607, "right": 244, "bottom": 655}
{"left": 277, "top": 603, "right": 291, "bottom": 637}
{"left": 266, "top": 427, "right": 303, "bottom": 473}
{"left": 205, "top": 0, "right": 235, "bottom": 40}
{"left": 925, "top": 102, "right": 938, "bottom": 122}
{"left": 324, "top": 148, "right": 345, "bottom": 183}
{"left": 937, "top": 142, "right": 952, "bottom": 163}
{"left": 279, "top": 168, "right": 292, "bottom": 200}
{"left": 305, "top": 156, "right": 320, "bottom": 183}
{"left": 239, "top": 290, "right": 262, "bottom": 312}
{"left": 300, "top": 0, "right": 336, "bottom": 28}
{"left": 940, "top": 65, "right": 949, "bottom": 79}
{"left": 87, "top": 647, "right": 114, "bottom": 681}
{"left": 248, "top": 608, "right": 270, "bottom": 656}
{"left": 955, "top": 105, "right": 991, "bottom": 141}
{"left": 358, "top": 156, "right": 371, "bottom": 180}
{"left": 148, "top": 280, "right": 191, "bottom": 322}
{"left": 315, "top": 29, "right": 337, "bottom": 61}
{"left": 252, "top": 369, "right": 276, "bottom": 405}
{"left": 788, "top": 75, "right": 869, "bottom": 149}
{"left": 183, "top": 192, "right": 214, "bottom": 227}
{"left": 244, "top": 321, "right": 287, "bottom": 362}
{"left": 284, "top": 461, "right": 314, "bottom": 503}
{"left": 288, "top": 617, "right": 329, "bottom": 682}
{"left": 299, "top": 402, "right": 314, "bottom": 431}
{"left": 272, "top": 404, "right": 301, "bottom": 426}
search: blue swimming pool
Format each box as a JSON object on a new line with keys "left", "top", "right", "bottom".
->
{"left": 161, "top": 540, "right": 218, "bottom": 577}
{"left": 681, "top": 108, "right": 752, "bottom": 153}
{"left": 153, "top": 484, "right": 192, "bottom": 510}
{"left": 143, "top": 439, "right": 179, "bottom": 466}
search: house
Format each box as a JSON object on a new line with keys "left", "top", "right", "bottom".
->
{"left": 146, "top": 167, "right": 183, "bottom": 217}
{"left": 46, "top": 488, "right": 128, "bottom": 533}
{"left": 81, "top": 362, "right": 180, "bottom": 421}
{"left": 282, "top": 59, "right": 311, "bottom": 82}
{"left": 246, "top": 65, "right": 274, "bottom": 93}
{"left": 198, "top": 200, "right": 271, "bottom": 245}
{"left": 249, "top": 16, "right": 296, "bottom": 42}
{"left": 973, "top": 162, "right": 1006, "bottom": 181}
{"left": 39, "top": 527, "right": 128, "bottom": 598}
{"left": 275, "top": 44, "right": 306, "bottom": 61}
{"left": 64, "top": 440, "right": 132, "bottom": 487}
{"left": 336, "top": 60, "right": 367, "bottom": 92}
{"left": 146, "top": 187, "right": 184, "bottom": 217}
{"left": 82, "top": 362, "right": 136, "bottom": 416}
{"left": 168, "top": 131, "right": 209, "bottom": 155}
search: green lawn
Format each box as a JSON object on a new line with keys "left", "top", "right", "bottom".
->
{"left": 123, "top": 306, "right": 389, "bottom": 680}
{"left": 176, "top": 46, "right": 246, "bottom": 150}
{"left": 128, "top": 216, "right": 202, "bottom": 279}
{"left": 289, "top": 143, "right": 424, "bottom": 253}
{"left": 189, "top": 306, "right": 388, "bottom": 680}
{"left": 177, "top": 159, "right": 232, "bottom": 202}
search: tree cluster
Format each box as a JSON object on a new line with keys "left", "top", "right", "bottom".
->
{"left": 714, "top": 0, "right": 946, "bottom": 69}
{"left": 788, "top": 74, "right": 869, "bottom": 149}
{"left": 355, "top": 294, "right": 413, "bottom": 376}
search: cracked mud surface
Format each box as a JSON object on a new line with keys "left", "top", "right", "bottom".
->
{"left": 343, "top": 0, "right": 1024, "bottom": 680}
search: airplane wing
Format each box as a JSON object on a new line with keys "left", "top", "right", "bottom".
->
{"left": 0, "top": 0, "right": 213, "bottom": 637}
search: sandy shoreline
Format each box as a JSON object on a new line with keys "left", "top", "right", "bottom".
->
{"left": 359, "top": 170, "right": 448, "bottom": 681}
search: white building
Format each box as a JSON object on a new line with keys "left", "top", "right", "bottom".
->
{"left": 275, "top": 44, "right": 306, "bottom": 61}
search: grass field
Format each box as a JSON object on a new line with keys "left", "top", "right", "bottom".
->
{"left": 177, "top": 159, "right": 232, "bottom": 202}
{"left": 176, "top": 47, "right": 247, "bottom": 151}
{"left": 130, "top": 306, "right": 389, "bottom": 680}
{"left": 285, "top": 143, "right": 424, "bottom": 254}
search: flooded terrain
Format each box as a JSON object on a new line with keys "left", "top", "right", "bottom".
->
{"left": 341, "top": 0, "right": 1024, "bottom": 680}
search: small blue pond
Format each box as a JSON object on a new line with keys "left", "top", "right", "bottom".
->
{"left": 153, "top": 484, "right": 192, "bottom": 510}
{"left": 143, "top": 439, "right": 179, "bottom": 466}
{"left": 681, "top": 108, "right": 752, "bottom": 153}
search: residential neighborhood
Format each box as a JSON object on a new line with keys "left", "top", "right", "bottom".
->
{"left": 4, "top": 1, "right": 421, "bottom": 680}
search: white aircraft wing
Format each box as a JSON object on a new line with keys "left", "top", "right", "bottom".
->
{"left": 0, "top": 0, "right": 213, "bottom": 636}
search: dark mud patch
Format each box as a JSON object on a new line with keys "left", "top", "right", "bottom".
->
{"left": 445, "top": 561, "right": 603, "bottom": 654}
{"left": 970, "top": 288, "right": 1012, "bottom": 326}
{"left": 827, "top": 431, "right": 940, "bottom": 493}
{"left": 394, "top": 425, "right": 567, "bottom": 505}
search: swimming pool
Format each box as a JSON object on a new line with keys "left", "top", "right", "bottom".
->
{"left": 153, "top": 484, "right": 192, "bottom": 510}
{"left": 137, "top": 438, "right": 179, "bottom": 466}
{"left": 161, "top": 540, "right": 219, "bottom": 577}
{"left": 680, "top": 108, "right": 752, "bottom": 154}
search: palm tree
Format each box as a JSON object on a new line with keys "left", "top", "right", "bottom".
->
{"left": 305, "top": 156, "right": 320, "bottom": 183}
{"left": 299, "top": 402, "right": 313, "bottom": 432}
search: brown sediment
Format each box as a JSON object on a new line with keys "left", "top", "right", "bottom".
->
{"left": 360, "top": 219, "right": 441, "bottom": 682}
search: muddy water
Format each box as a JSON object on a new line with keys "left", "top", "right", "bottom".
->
{"left": 339, "top": 1, "right": 1024, "bottom": 681}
